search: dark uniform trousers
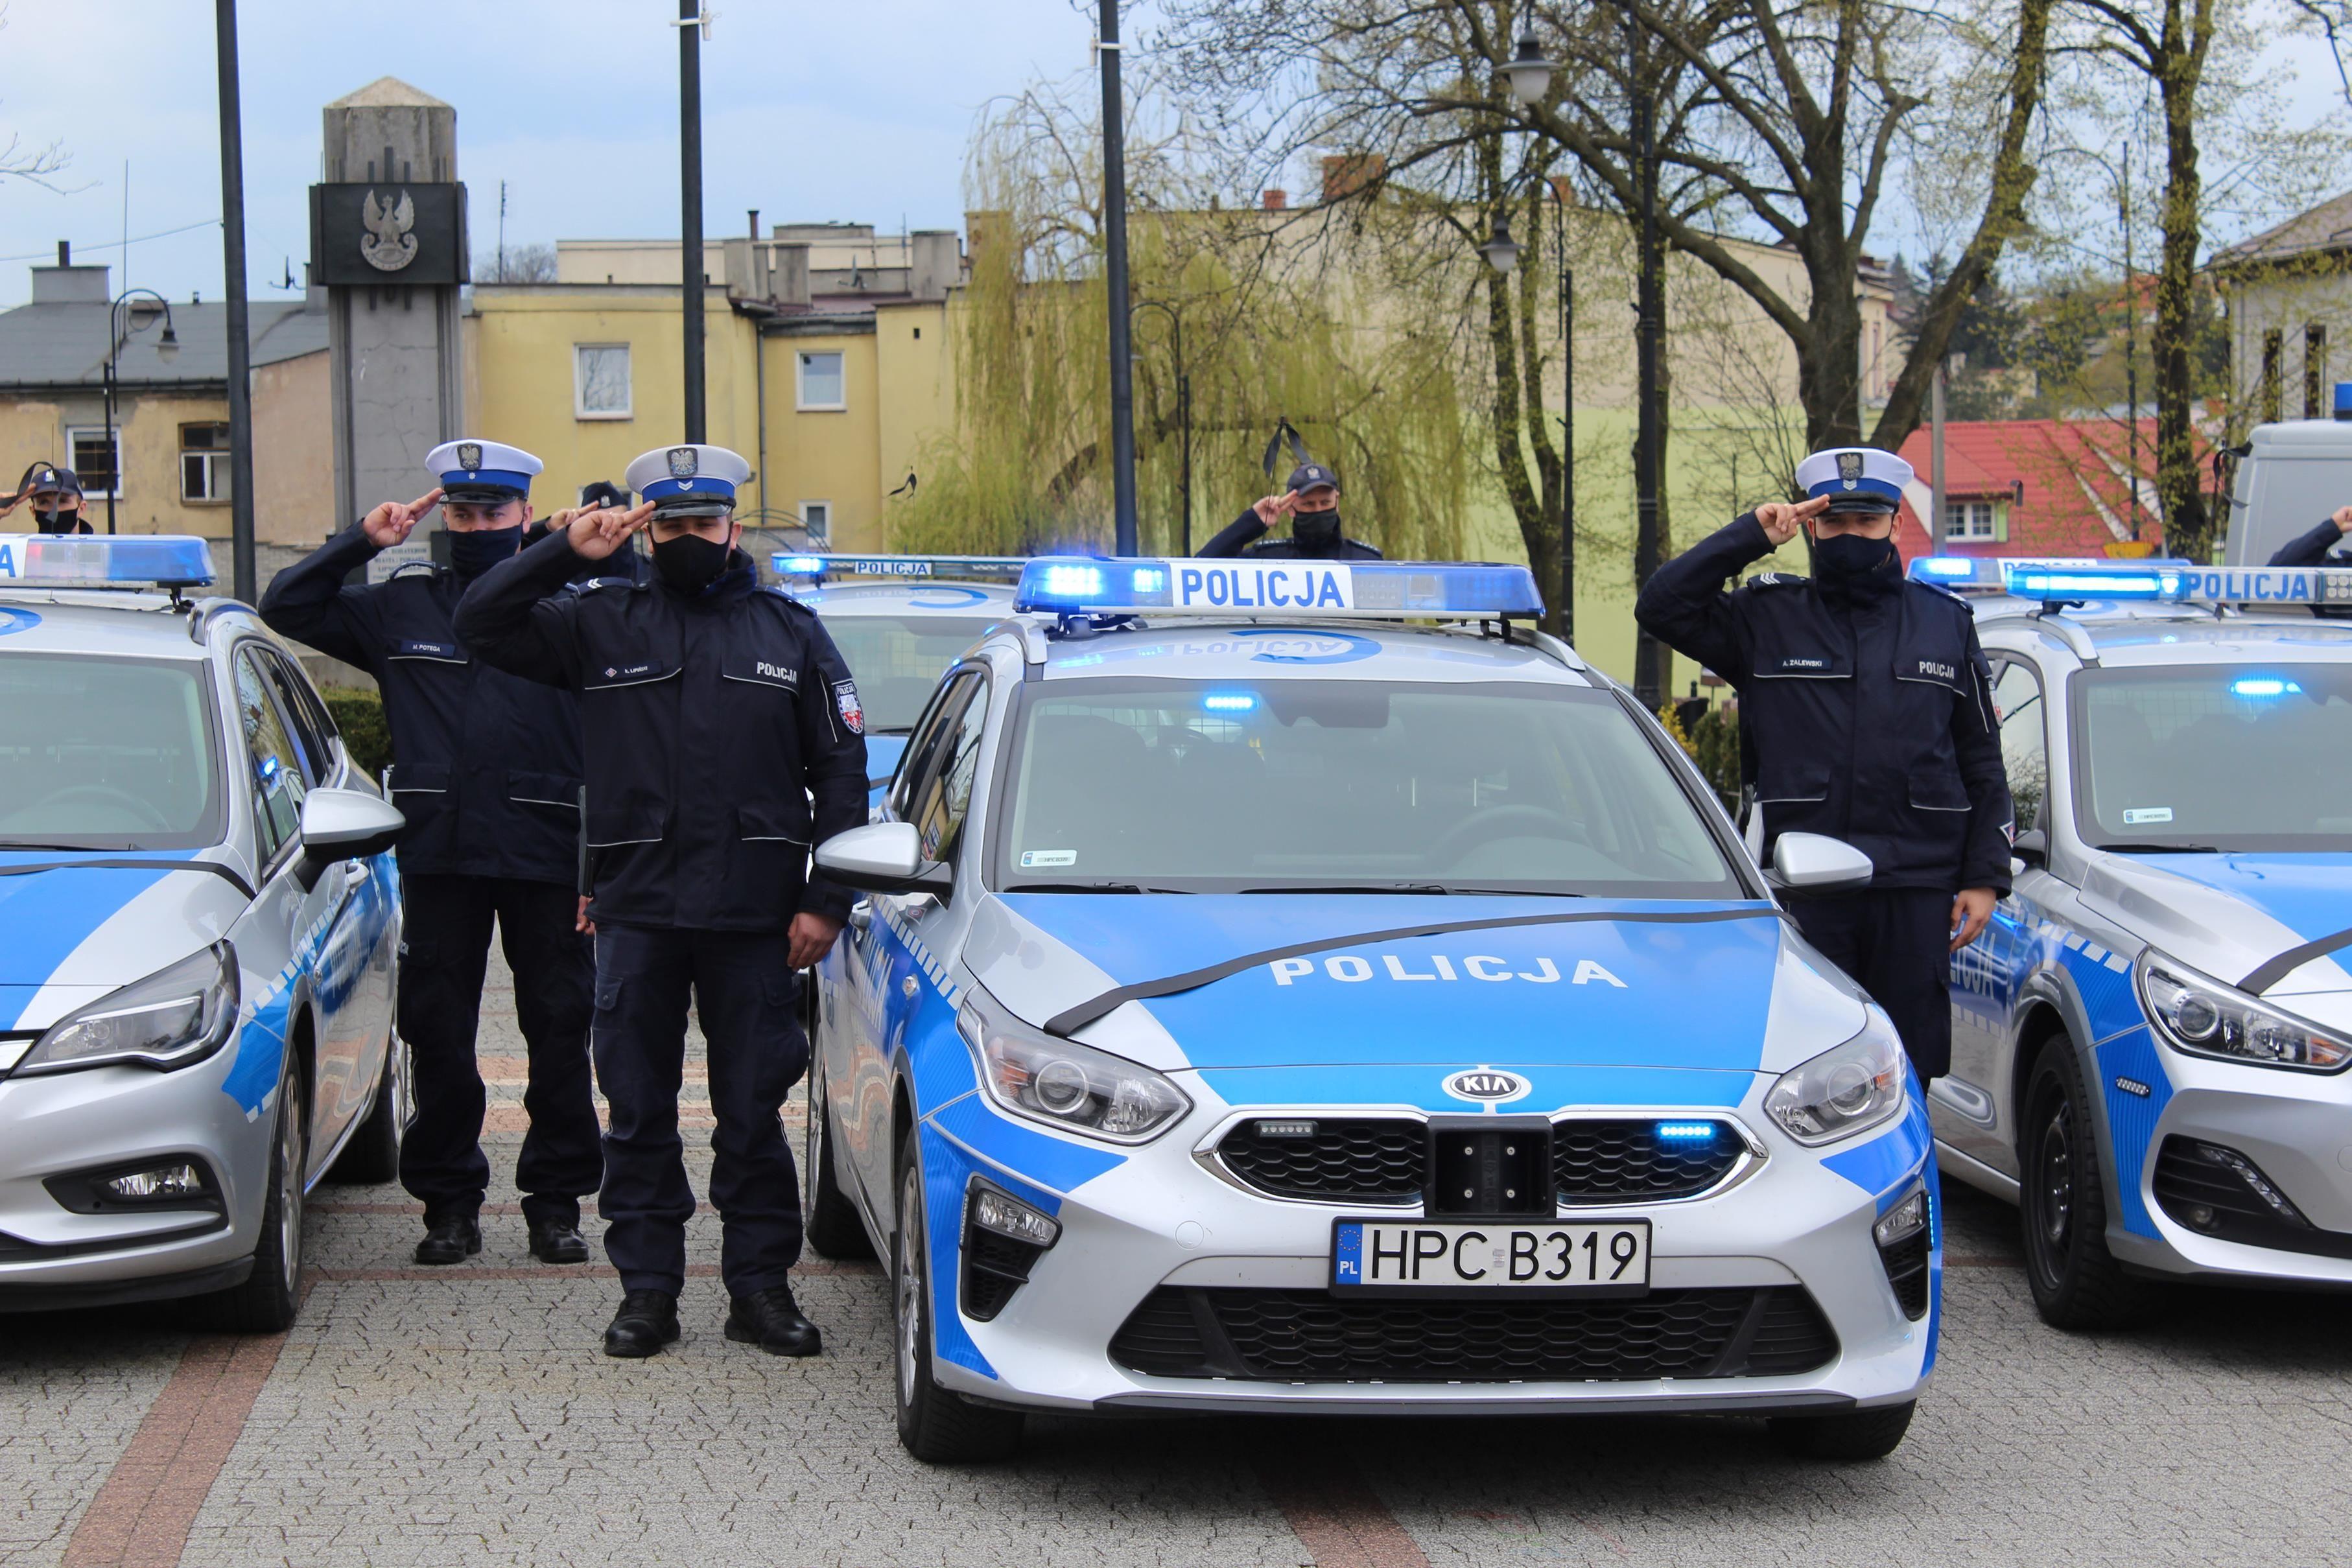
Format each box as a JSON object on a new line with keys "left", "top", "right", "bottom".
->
{"left": 1785, "top": 890, "right": 1955, "bottom": 1082}
{"left": 592, "top": 924, "right": 808, "bottom": 1296}
{"left": 398, "top": 875, "right": 601, "bottom": 1228}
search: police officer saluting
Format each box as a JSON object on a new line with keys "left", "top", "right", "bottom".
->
{"left": 2, "top": 464, "right": 95, "bottom": 533}
{"left": 454, "top": 443, "right": 867, "bottom": 1359}
{"left": 258, "top": 441, "right": 602, "bottom": 1265}
{"left": 1636, "top": 447, "right": 2013, "bottom": 1082}
{"left": 1199, "top": 462, "right": 1382, "bottom": 559}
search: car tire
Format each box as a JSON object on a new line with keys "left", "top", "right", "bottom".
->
{"left": 804, "top": 1066, "right": 873, "bottom": 1261}
{"left": 893, "top": 1137, "right": 1024, "bottom": 1464}
{"left": 2019, "top": 1043, "right": 2154, "bottom": 1330}
{"left": 329, "top": 1029, "right": 407, "bottom": 1185}
{"left": 204, "top": 1060, "right": 307, "bottom": 1334}
{"left": 1769, "top": 1399, "right": 1916, "bottom": 1460}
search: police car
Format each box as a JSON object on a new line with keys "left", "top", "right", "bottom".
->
{"left": 1911, "top": 556, "right": 2352, "bottom": 1326}
{"left": 804, "top": 556, "right": 1940, "bottom": 1463}
{"left": 0, "top": 536, "right": 403, "bottom": 1329}
{"left": 773, "top": 555, "right": 1024, "bottom": 798}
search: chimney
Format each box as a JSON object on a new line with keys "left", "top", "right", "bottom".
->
{"left": 30, "top": 241, "right": 109, "bottom": 305}
{"left": 1262, "top": 189, "right": 1288, "bottom": 211}
{"left": 1319, "top": 154, "right": 1385, "bottom": 203}
{"left": 910, "top": 230, "right": 961, "bottom": 301}
{"left": 773, "top": 243, "right": 810, "bottom": 307}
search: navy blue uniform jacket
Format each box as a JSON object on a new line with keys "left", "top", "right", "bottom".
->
{"left": 1636, "top": 513, "right": 2014, "bottom": 895}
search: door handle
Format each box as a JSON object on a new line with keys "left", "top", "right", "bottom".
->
{"left": 848, "top": 903, "right": 873, "bottom": 931}
{"left": 342, "top": 861, "right": 370, "bottom": 888}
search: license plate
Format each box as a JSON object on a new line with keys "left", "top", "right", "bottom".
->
{"left": 1331, "top": 1217, "right": 1651, "bottom": 1297}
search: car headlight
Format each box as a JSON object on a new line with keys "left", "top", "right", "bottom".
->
{"left": 14, "top": 943, "right": 240, "bottom": 1077}
{"left": 1763, "top": 1010, "right": 1907, "bottom": 1145}
{"left": 2137, "top": 950, "right": 2351, "bottom": 1072}
{"left": 956, "top": 986, "right": 1191, "bottom": 1143}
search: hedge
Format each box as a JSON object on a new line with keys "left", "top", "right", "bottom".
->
{"left": 322, "top": 687, "right": 392, "bottom": 784}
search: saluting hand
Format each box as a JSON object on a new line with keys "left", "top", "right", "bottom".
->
{"left": 1754, "top": 494, "right": 1829, "bottom": 547}
{"left": 567, "top": 500, "right": 655, "bottom": 562}
{"left": 1249, "top": 491, "right": 1299, "bottom": 530}
{"left": 361, "top": 488, "right": 443, "bottom": 549}
{"left": 2331, "top": 504, "right": 2352, "bottom": 536}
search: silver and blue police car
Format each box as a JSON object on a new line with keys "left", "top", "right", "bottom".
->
{"left": 805, "top": 556, "right": 1941, "bottom": 1463}
{"left": 1917, "top": 556, "right": 2352, "bottom": 1326}
{"left": 773, "top": 554, "right": 1024, "bottom": 799}
{"left": 0, "top": 536, "right": 403, "bottom": 1329}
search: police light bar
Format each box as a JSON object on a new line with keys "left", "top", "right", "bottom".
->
{"left": 0, "top": 534, "right": 217, "bottom": 590}
{"left": 1012, "top": 556, "right": 1545, "bottom": 620}
{"left": 1907, "top": 555, "right": 2194, "bottom": 592}
{"left": 770, "top": 553, "right": 1028, "bottom": 583}
{"left": 1997, "top": 560, "right": 2352, "bottom": 608}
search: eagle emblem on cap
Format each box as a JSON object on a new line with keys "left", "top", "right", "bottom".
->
{"left": 457, "top": 443, "right": 482, "bottom": 471}
{"left": 668, "top": 447, "right": 698, "bottom": 478}
{"left": 1837, "top": 451, "right": 1863, "bottom": 491}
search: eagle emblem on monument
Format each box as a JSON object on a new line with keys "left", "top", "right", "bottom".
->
{"left": 360, "top": 189, "right": 419, "bottom": 272}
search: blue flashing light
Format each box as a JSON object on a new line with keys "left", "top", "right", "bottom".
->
{"left": 0, "top": 534, "right": 216, "bottom": 590}
{"left": 1915, "top": 556, "right": 1978, "bottom": 579}
{"left": 1012, "top": 556, "right": 1545, "bottom": 619}
{"left": 1201, "top": 692, "right": 1257, "bottom": 712}
{"left": 1655, "top": 1120, "right": 1718, "bottom": 1141}
{"left": 775, "top": 554, "right": 827, "bottom": 578}
{"left": 2005, "top": 563, "right": 2178, "bottom": 600}
{"left": 2232, "top": 677, "right": 2302, "bottom": 697}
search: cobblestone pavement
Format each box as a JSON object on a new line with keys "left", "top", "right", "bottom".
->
{"left": 6, "top": 952, "right": 2352, "bottom": 1568}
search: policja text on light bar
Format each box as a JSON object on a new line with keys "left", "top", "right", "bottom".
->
{"left": 1012, "top": 556, "right": 1546, "bottom": 619}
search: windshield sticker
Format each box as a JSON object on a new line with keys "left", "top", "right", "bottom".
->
{"left": 2121, "top": 806, "right": 2174, "bottom": 825}
{"left": 1019, "top": 849, "right": 1078, "bottom": 869}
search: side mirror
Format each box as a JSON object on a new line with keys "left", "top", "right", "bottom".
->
{"left": 815, "top": 821, "right": 952, "bottom": 896}
{"left": 1767, "top": 831, "right": 1874, "bottom": 893}
{"left": 295, "top": 787, "right": 405, "bottom": 891}
{"left": 2011, "top": 827, "right": 2049, "bottom": 876}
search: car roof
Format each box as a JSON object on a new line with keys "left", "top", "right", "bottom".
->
{"left": 1002, "top": 618, "right": 1600, "bottom": 686}
{"left": 788, "top": 580, "right": 1018, "bottom": 617}
{"left": 1976, "top": 600, "right": 2352, "bottom": 666}
{"left": 0, "top": 589, "right": 225, "bottom": 659}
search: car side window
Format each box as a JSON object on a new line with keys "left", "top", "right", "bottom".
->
{"left": 890, "top": 671, "right": 978, "bottom": 823}
{"left": 261, "top": 652, "right": 336, "bottom": 786}
{"left": 903, "top": 673, "right": 987, "bottom": 867}
{"left": 1990, "top": 656, "right": 2048, "bottom": 833}
{"left": 234, "top": 648, "right": 311, "bottom": 867}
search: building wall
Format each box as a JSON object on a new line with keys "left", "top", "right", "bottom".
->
{"left": 873, "top": 299, "right": 955, "bottom": 543}
{"left": 761, "top": 329, "right": 883, "bottom": 547}
{"left": 252, "top": 349, "right": 336, "bottom": 544}
{"left": 2225, "top": 268, "right": 2352, "bottom": 424}
{"left": 1, "top": 389, "right": 233, "bottom": 536}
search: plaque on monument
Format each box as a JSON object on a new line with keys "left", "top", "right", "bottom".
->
{"left": 309, "top": 182, "right": 467, "bottom": 287}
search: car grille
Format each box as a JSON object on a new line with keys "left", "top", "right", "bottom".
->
{"left": 1216, "top": 1119, "right": 1426, "bottom": 1203}
{"left": 2152, "top": 1137, "right": 2352, "bottom": 1261}
{"left": 1877, "top": 1227, "right": 1931, "bottom": 1320}
{"left": 1109, "top": 1285, "right": 1837, "bottom": 1383}
{"left": 1213, "top": 1116, "right": 1748, "bottom": 1206}
{"left": 1553, "top": 1119, "right": 1746, "bottom": 1202}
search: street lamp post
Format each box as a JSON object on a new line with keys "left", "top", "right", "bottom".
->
{"left": 677, "top": 1, "right": 709, "bottom": 443}
{"left": 214, "top": 0, "right": 254, "bottom": 598}
{"left": 2043, "top": 143, "right": 2142, "bottom": 537}
{"left": 1629, "top": 32, "right": 1667, "bottom": 707}
{"left": 1100, "top": 0, "right": 1139, "bottom": 556}
{"left": 100, "top": 288, "right": 181, "bottom": 536}
{"left": 1132, "top": 299, "right": 1191, "bottom": 554}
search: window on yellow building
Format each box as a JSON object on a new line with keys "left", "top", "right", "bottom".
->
{"left": 180, "top": 423, "right": 231, "bottom": 503}
{"left": 65, "top": 427, "right": 119, "bottom": 498}
{"left": 797, "top": 351, "right": 845, "bottom": 411}
{"left": 800, "top": 501, "right": 831, "bottom": 544}
{"left": 574, "top": 344, "right": 632, "bottom": 420}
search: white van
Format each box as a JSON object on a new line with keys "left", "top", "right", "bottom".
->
{"left": 2224, "top": 412, "right": 2352, "bottom": 565}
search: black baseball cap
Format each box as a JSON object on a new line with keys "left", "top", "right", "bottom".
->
{"left": 27, "top": 465, "right": 80, "bottom": 496}
{"left": 580, "top": 480, "right": 631, "bottom": 509}
{"left": 1285, "top": 462, "right": 1340, "bottom": 495}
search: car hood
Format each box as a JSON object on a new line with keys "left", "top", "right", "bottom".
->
{"left": 0, "top": 856, "right": 244, "bottom": 1031}
{"left": 2080, "top": 852, "right": 2352, "bottom": 1003}
{"left": 965, "top": 893, "right": 1870, "bottom": 1103}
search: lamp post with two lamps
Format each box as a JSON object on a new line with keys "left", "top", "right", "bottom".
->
{"left": 100, "top": 288, "right": 181, "bottom": 536}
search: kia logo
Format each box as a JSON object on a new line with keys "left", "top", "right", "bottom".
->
{"left": 1444, "top": 1068, "right": 1530, "bottom": 1104}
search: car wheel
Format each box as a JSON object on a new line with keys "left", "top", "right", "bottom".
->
{"left": 1769, "top": 1399, "right": 1916, "bottom": 1460}
{"left": 329, "top": 1029, "right": 407, "bottom": 1185}
{"left": 2019, "top": 1044, "right": 2153, "bottom": 1329}
{"left": 205, "top": 1059, "right": 307, "bottom": 1333}
{"left": 803, "top": 1066, "right": 873, "bottom": 1260}
{"left": 893, "top": 1137, "right": 1024, "bottom": 1464}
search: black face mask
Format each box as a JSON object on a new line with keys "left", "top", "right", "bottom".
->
{"left": 446, "top": 524, "right": 524, "bottom": 576}
{"left": 1293, "top": 510, "right": 1341, "bottom": 551}
{"left": 1813, "top": 530, "right": 1899, "bottom": 596}
{"left": 653, "top": 532, "right": 731, "bottom": 592}
{"left": 31, "top": 503, "right": 75, "bottom": 530}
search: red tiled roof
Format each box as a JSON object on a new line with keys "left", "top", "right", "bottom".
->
{"left": 1888, "top": 419, "right": 2192, "bottom": 562}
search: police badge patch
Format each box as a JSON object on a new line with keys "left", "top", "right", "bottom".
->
{"left": 667, "top": 447, "right": 698, "bottom": 478}
{"left": 1837, "top": 451, "right": 1863, "bottom": 491}
{"left": 834, "top": 679, "right": 864, "bottom": 735}
{"left": 457, "top": 442, "right": 482, "bottom": 471}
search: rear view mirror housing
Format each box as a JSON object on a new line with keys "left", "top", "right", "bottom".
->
{"left": 1766, "top": 832, "right": 1875, "bottom": 894}
{"left": 295, "top": 788, "right": 405, "bottom": 891}
{"left": 815, "top": 822, "right": 953, "bottom": 896}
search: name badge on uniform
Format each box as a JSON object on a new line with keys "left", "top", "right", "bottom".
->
{"left": 1776, "top": 655, "right": 1829, "bottom": 672}
{"left": 587, "top": 659, "right": 672, "bottom": 686}
{"left": 392, "top": 638, "right": 464, "bottom": 661}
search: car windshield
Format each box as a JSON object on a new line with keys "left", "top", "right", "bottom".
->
{"left": 993, "top": 678, "right": 1743, "bottom": 896}
{"left": 819, "top": 614, "right": 1000, "bottom": 733}
{"left": 0, "top": 653, "right": 222, "bottom": 849}
{"left": 2074, "top": 664, "right": 2352, "bottom": 850}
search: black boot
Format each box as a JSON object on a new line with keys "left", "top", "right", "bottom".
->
{"left": 725, "top": 1282, "right": 823, "bottom": 1357}
{"left": 602, "top": 1289, "right": 681, "bottom": 1359}
{"left": 527, "top": 1218, "right": 590, "bottom": 1265}
{"left": 414, "top": 1215, "right": 481, "bottom": 1266}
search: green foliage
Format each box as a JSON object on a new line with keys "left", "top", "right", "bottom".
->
{"left": 323, "top": 687, "right": 392, "bottom": 784}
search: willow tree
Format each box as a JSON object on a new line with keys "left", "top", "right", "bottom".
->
{"left": 893, "top": 75, "right": 1474, "bottom": 562}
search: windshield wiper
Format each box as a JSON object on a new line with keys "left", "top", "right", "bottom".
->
{"left": 1446, "top": 887, "right": 1589, "bottom": 898}
{"left": 1007, "top": 880, "right": 1193, "bottom": 894}
{"left": 1238, "top": 882, "right": 1452, "bottom": 895}
{"left": 0, "top": 841, "right": 110, "bottom": 852}
{"left": 2097, "top": 842, "right": 2222, "bottom": 854}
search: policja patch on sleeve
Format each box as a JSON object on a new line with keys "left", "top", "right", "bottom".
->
{"left": 834, "top": 680, "right": 864, "bottom": 734}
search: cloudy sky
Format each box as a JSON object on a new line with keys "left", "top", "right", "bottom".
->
{"left": 0, "top": 0, "right": 1119, "bottom": 307}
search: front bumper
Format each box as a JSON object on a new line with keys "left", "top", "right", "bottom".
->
{"left": 0, "top": 1042, "right": 274, "bottom": 1300}
{"left": 913, "top": 1081, "right": 1939, "bottom": 1416}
